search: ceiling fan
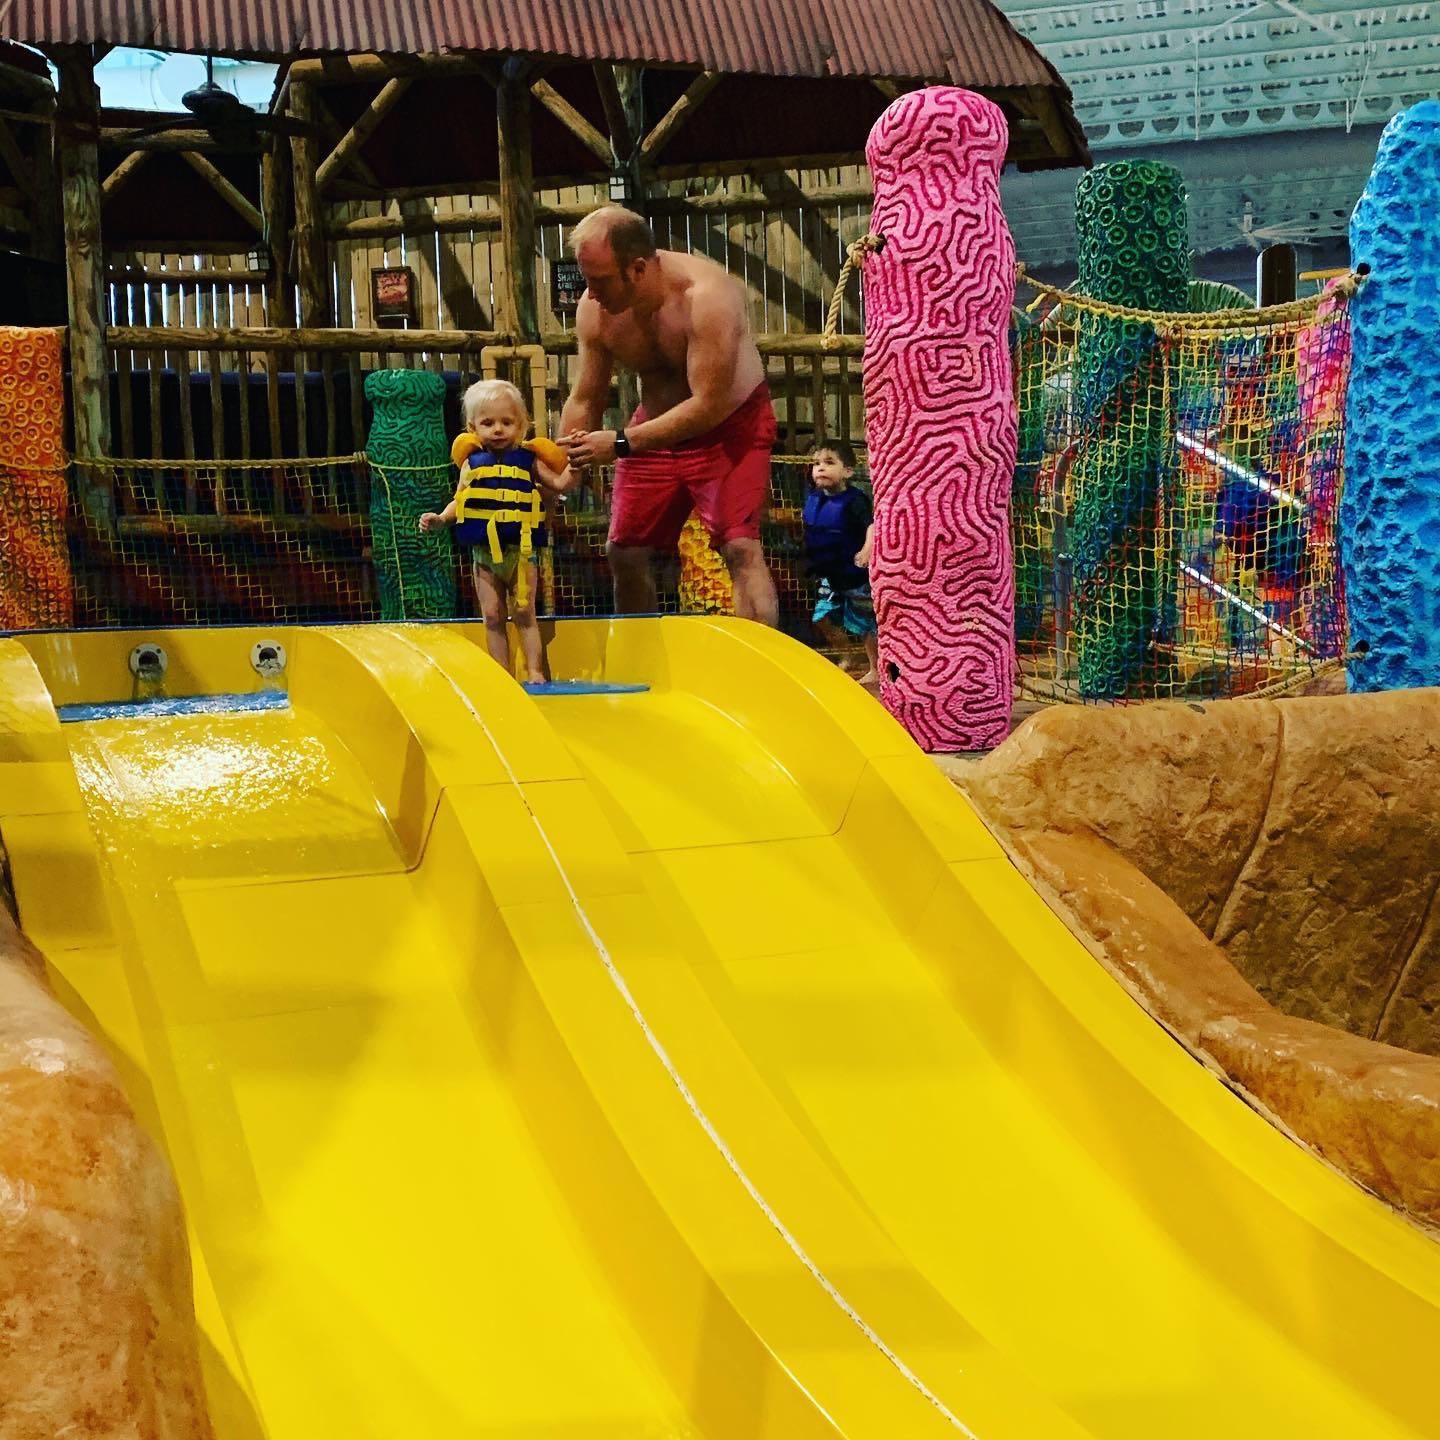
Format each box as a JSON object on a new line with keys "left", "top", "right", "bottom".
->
{"left": 1235, "top": 199, "right": 1320, "bottom": 252}
{"left": 107, "top": 55, "right": 318, "bottom": 149}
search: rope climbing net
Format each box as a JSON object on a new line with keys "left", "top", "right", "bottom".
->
{"left": 55, "top": 454, "right": 866, "bottom": 665}
{"left": 1011, "top": 276, "right": 1353, "bottom": 703}
{"left": 65, "top": 456, "right": 375, "bottom": 627}
{"left": 19, "top": 271, "right": 1356, "bottom": 710}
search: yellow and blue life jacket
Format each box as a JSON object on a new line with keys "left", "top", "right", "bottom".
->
{"left": 450, "top": 433, "right": 567, "bottom": 606}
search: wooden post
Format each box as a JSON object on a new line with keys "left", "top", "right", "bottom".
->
{"left": 612, "top": 65, "right": 645, "bottom": 419}
{"left": 497, "top": 61, "right": 538, "bottom": 342}
{"left": 592, "top": 63, "right": 633, "bottom": 163}
{"left": 289, "top": 79, "right": 329, "bottom": 327}
{"left": 53, "top": 47, "right": 110, "bottom": 486}
{"left": 614, "top": 63, "right": 645, "bottom": 204}
{"left": 262, "top": 135, "right": 294, "bottom": 327}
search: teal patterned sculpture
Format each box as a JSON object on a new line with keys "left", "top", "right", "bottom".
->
{"left": 1072, "top": 160, "right": 1190, "bottom": 697}
{"left": 364, "top": 369, "right": 457, "bottom": 620}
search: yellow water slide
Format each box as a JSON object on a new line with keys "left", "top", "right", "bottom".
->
{"left": 2, "top": 617, "right": 1438, "bottom": 1439}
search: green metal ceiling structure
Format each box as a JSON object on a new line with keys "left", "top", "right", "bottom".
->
{"left": 994, "top": 0, "right": 1438, "bottom": 278}
{"left": 999, "top": 0, "right": 1438, "bottom": 148}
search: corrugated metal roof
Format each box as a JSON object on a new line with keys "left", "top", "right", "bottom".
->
{"left": 6, "top": 0, "right": 1063, "bottom": 92}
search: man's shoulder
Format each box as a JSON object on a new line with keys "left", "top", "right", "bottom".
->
{"left": 667, "top": 250, "right": 745, "bottom": 312}
{"left": 574, "top": 293, "right": 606, "bottom": 341}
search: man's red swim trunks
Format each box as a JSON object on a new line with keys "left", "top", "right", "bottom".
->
{"left": 608, "top": 383, "right": 777, "bottom": 550}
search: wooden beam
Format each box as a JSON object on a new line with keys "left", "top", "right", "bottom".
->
{"left": 615, "top": 64, "right": 645, "bottom": 141}
{"left": 638, "top": 71, "right": 721, "bottom": 165}
{"left": 328, "top": 200, "right": 592, "bottom": 240}
{"left": 612, "top": 63, "right": 645, "bottom": 230}
{"left": 324, "top": 181, "right": 875, "bottom": 240}
{"left": 0, "top": 113, "right": 33, "bottom": 199}
{"left": 667, "top": 181, "right": 872, "bottom": 213}
{"left": 1023, "top": 85, "right": 1076, "bottom": 161}
{"left": 272, "top": 64, "right": 293, "bottom": 132}
{"left": 53, "top": 47, "right": 109, "bottom": 473}
{"left": 100, "top": 126, "right": 225, "bottom": 153}
{"left": 289, "top": 80, "right": 328, "bottom": 328}
{"left": 529, "top": 76, "right": 611, "bottom": 165}
{"left": 261, "top": 133, "right": 293, "bottom": 327}
{"left": 497, "top": 64, "right": 538, "bottom": 341}
{"left": 108, "top": 263, "right": 268, "bottom": 284}
{"left": 315, "top": 76, "right": 412, "bottom": 194}
{"left": 101, "top": 147, "right": 149, "bottom": 200}
{"left": 180, "top": 150, "right": 263, "bottom": 232}
{"left": 310, "top": 89, "right": 384, "bottom": 190}
{"left": 107, "top": 324, "right": 506, "bottom": 353}
{"left": 288, "top": 52, "right": 494, "bottom": 86}
{"left": 651, "top": 150, "right": 867, "bottom": 182}
{"left": 541, "top": 330, "right": 863, "bottom": 357}
{"left": 591, "top": 63, "right": 632, "bottom": 160}
{"left": 0, "top": 58, "right": 57, "bottom": 104}
{"left": 338, "top": 178, "right": 501, "bottom": 202}
{"left": 0, "top": 105, "right": 51, "bottom": 127}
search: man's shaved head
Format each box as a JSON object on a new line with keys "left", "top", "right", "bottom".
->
{"left": 570, "top": 206, "right": 657, "bottom": 268}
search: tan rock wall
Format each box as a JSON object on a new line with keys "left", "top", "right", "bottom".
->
{"left": 961, "top": 691, "right": 1440, "bottom": 1229}
{"left": 968, "top": 692, "right": 1440, "bottom": 1055}
{"left": 0, "top": 905, "right": 214, "bottom": 1440}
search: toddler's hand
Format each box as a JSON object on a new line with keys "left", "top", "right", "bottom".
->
{"left": 855, "top": 543, "right": 872, "bottom": 568}
{"left": 418, "top": 512, "right": 441, "bottom": 534}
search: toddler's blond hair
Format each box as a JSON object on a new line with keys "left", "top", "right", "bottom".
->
{"left": 462, "top": 378, "right": 528, "bottom": 431}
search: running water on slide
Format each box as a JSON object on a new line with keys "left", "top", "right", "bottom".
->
{"left": 2, "top": 619, "right": 1438, "bottom": 1438}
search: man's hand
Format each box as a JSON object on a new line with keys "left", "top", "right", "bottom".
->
{"left": 561, "top": 429, "right": 619, "bottom": 467}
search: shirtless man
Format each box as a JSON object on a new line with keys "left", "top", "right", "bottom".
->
{"left": 558, "top": 206, "right": 779, "bottom": 624}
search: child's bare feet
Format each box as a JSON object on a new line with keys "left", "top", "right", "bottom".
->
{"left": 857, "top": 670, "right": 878, "bottom": 686}
{"left": 526, "top": 671, "right": 547, "bottom": 685}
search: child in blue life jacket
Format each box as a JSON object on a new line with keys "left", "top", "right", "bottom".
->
{"left": 802, "top": 439, "right": 877, "bottom": 683}
{"left": 419, "top": 379, "right": 575, "bottom": 682}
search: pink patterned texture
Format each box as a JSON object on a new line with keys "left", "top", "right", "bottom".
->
{"left": 863, "top": 87, "right": 1018, "bottom": 751}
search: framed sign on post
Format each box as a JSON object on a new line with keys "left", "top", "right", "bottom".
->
{"left": 551, "top": 258, "right": 586, "bottom": 316}
{"left": 372, "top": 266, "right": 418, "bottom": 327}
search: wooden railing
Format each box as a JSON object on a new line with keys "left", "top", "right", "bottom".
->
{"left": 100, "top": 325, "right": 864, "bottom": 465}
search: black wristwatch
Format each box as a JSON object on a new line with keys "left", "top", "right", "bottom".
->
{"left": 614, "top": 429, "right": 631, "bottom": 458}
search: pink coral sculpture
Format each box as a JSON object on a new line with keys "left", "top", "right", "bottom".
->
{"left": 863, "top": 87, "right": 1019, "bottom": 751}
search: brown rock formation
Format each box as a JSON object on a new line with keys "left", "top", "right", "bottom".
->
{"left": 0, "top": 904, "right": 214, "bottom": 1440}
{"left": 960, "top": 692, "right": 1440, "bottom": 1229}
